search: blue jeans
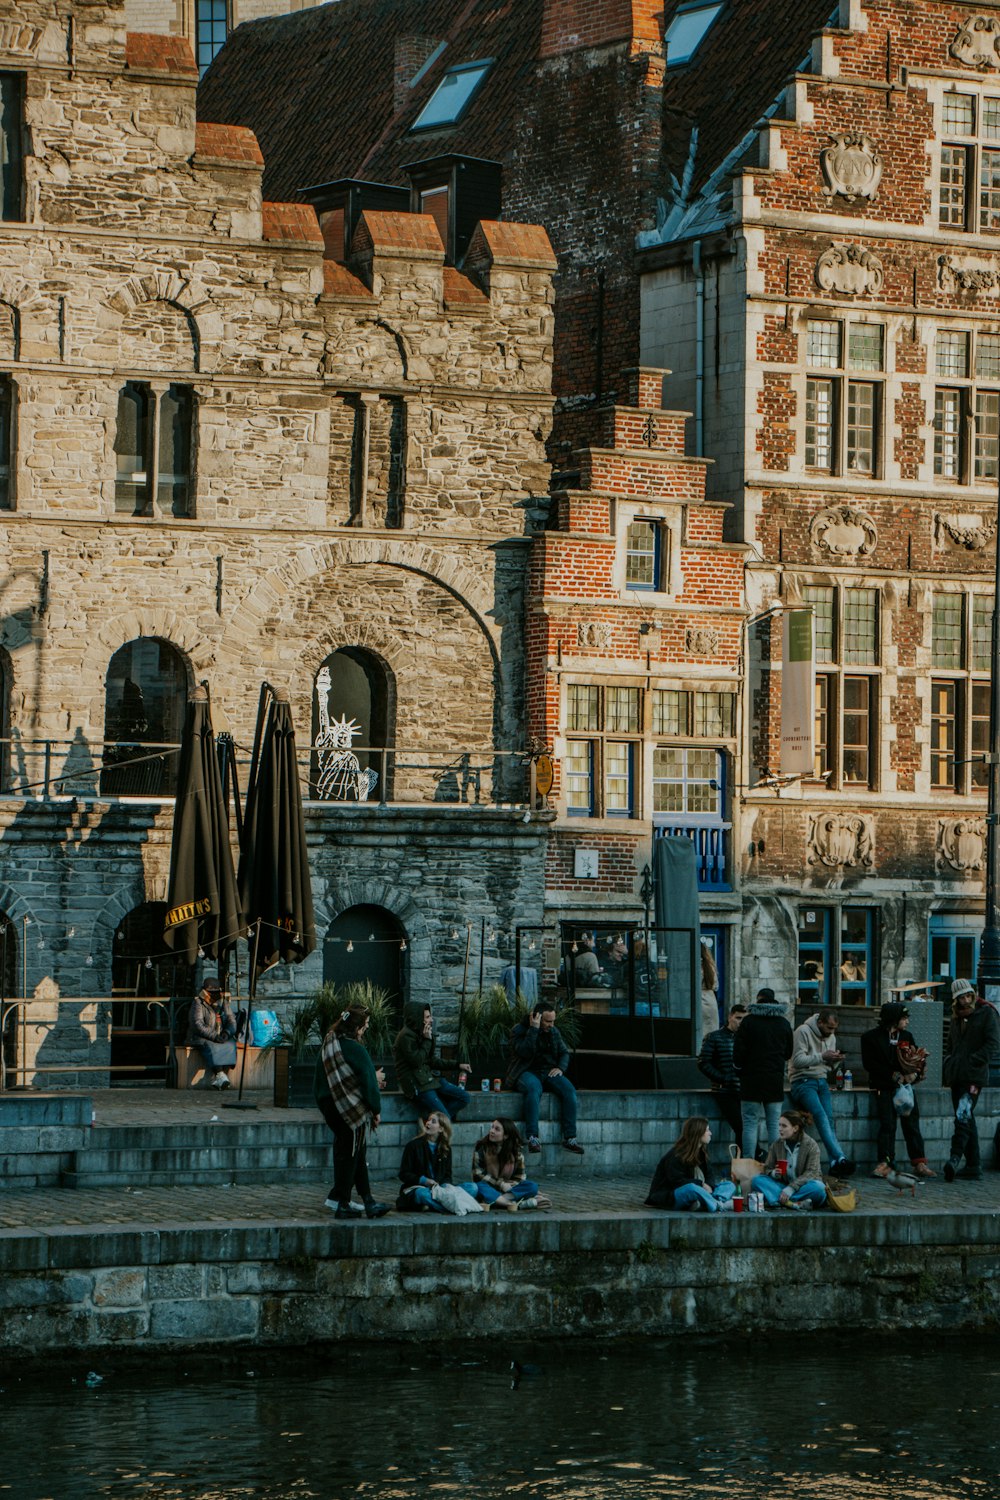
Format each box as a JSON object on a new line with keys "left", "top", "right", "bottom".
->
{"left": 411, "top": 1182, "right": 479, "bottom": 1213}
{"left": 674, "top": 1180, "right": 736, "bottom": 1213}
{"left": 517, "top": 1071, "right": 578, "bottom": 1139}
{"left": 741, "top": 1100, "right": 783, "bottom": 1159}
{"left": 413, "top": 1079, "right": 469, "bottom": 1120}
{"left": 751, "top": 1173, "right": 827, "bottom": 1208}
{"left": 474, "top": 1180, "right": 539, "bottom": 1204}
{"left": 789, "top": 1077, "right": 846, "bottom": 1165}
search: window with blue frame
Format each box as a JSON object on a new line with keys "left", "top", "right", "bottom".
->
{"left": 665, "top": 2, "right": 724, "bottom": 67}
{"left": 411, "top": 59, "right": 493, "bottom": 131}
{"left": 196, "top": 0, "right": 228, "bottom": 75}
{"left": 798, "top": 905, "right": 878, "bottom": 1007}
{"left": 564, "top": 683, "right": 638, "bottom": 819}
{"left": 929, "top": 913, "right": 980, "bottom": 988}
{"left": 625, "top": 520, "right": 662, "bottom": 591}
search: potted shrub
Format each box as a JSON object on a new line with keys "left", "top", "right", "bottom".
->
{"left": 271, "top": 980, "right": 395, "bottom": 1107}
{"left": 457, "top": 985, "right": 581, "bottom": 1085}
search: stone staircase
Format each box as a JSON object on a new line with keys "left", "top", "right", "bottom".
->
{"left": 0, "top": 1087, "right": 992, "bottom": 1191}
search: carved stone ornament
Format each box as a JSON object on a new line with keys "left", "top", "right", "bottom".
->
{"left": 686, "top": 626, "right": 720, "bottom": 655}
{"left": 807, "top": 813, "right": 875, "bottom": 870}
{"left": 950, "top": 15, "right": 1000, "bottom": 70}
{"left": 578, "top": 621, "right": 612, "bottom": 649}
{"left": 815, "top": 243, "right": 884, "bottom": 297}
{"left": 938, "top": 254, "right": 1000, "bottom": 294}
{"left": 936, "top": 817, "right": 987, "bottom": 875}
{"left": 935, "top": 512, "right": 998, "bottom": 551}
{"left": 0, "top": 22, "right": 43, "bottom": 54}
{"left": 811, "top": 505, "right": 878, "bottom": 559}
{"left": 821, "top": 133, "right": 883, "bottom": 202}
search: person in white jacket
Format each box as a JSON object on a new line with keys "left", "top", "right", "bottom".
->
{"left": 788, "top": 1010, "right": 856, "bottom": 1176}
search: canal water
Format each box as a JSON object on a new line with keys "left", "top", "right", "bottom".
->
{"left": 3, "top": 1340, "right": 993, "bottom": 1499}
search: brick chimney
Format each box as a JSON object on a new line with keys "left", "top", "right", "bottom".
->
{"left": 394, "top": 35, "right": 445, "bottom": 111}
{"left": 539, "top": 0, "right": 663, "bottom": 58}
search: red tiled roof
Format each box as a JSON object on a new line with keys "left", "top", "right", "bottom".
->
{"left": 322, "top": 260, "right": 372, "bottom": 300}
{"left": 261, "top": 201, "right": 324, "bottom": 245}
{"left": 354, "top": 210, "right": 444, "bottom": 257}
{"left": 198, "top": 0, "right": 543, "bottom": 203}
{"left": 470, "top": 220, "right": 556, "bottom": 269}
{"left": 443, "top": 265, "right": 489, "bottom": 307}
{"left": 125, "top": 32, "right": 198, "bottom": 77}
{"left": 194, "top": 121, "right": 264, "bottom": 167}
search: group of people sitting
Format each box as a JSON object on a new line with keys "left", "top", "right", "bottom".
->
{"left": 314, "top": 999, "right": 577, "bottom": 1218}
{"left": 644, "top": 1109, "right": 828, "bottom": 1213}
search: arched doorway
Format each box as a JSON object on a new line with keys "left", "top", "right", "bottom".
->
{"left": 111, "top": 901, "right": 192, "bottom": 1080}
{"left": 323, "top": 904, "right": 406, "bottom": 1024}
{"left": 311, "top": 647, "right": 394, "bottom": 801}
{"left": 101, "top": 637, "right": 187, "bottom": 796}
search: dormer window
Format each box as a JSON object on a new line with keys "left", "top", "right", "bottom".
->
{"left": 410, "top": 60, "right": 493, "bottom": 131}
{"left": 664, "top": 3, "right": 724, "bottom": 67}
{"left": 403, "top": 155, "right": 501, "bottom": 265}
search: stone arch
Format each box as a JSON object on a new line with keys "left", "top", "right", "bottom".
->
{"left": 326, "top": 317, "right": 413, "bottom": 384}
{"left": 84, "top": 618, "right": 202, "bottom": 735}
{"left": 0, "top": 300, "right": 19, "bottom": 361}
{"left": 314, "top": 878, "right": 433, "bottom": 980}
{"left": 106, "top": 272, "right": 222, "bottom": 373}
{"left": 224, "top": 537, "right": 503, "bottom": 664}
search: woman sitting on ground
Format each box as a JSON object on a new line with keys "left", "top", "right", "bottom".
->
{"left": 644, "top": 1116, "right": 736, "bottom": 1212}
{"left": 397, "top": 1110, "right": 478, "bottom": 1213}
{"left": 750, "top": 1110, "right": 827, "bottom": 1210}
{"left": 470, "top": 1117, "right": 548, "bottom": 1211}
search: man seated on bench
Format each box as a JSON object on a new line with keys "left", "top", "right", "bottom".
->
{"left": 187, "top": 979, "right": 238, "bottom": 1089}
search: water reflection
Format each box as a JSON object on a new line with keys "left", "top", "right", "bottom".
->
{"left": 3, "top": 1342, "right": 995, "bottom": 1499}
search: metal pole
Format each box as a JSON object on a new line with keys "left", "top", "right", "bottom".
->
{"left": 478, "top": 915, "right": 486, "bottom": 996}
{"left": 0, "top": 921, "right": 6, "bottom": 1092}
{"left": 457, "top": 923, "right": 473, "bottom": 1059}
{"left": 224, "top": 919, "right": 260, "bottom": 1112}
{"left": 980, "top": 474, "right": 1000, "bottom": 1002}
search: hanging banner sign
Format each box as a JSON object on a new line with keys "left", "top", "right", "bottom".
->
{"left": 780, "top": 607, "right": 815, "bottom": 776}
{"left": 535, "top": 754, "right": 554, "bottom": 798}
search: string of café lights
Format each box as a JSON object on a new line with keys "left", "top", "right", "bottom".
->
{"left": 1, "top": 915, "right": 543, "bottom": 971}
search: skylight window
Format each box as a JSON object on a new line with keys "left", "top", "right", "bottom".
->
{"left": 665, "top": 2, "right": 723, "bottom": 66}
{"left": 411, "top": 60, "right": 493, "bottom": 131}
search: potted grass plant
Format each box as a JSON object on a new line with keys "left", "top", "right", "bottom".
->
{"left": 271, "top": 980, "right": 395, "bottom": 1107}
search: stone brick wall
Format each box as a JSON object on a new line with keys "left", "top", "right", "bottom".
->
{"left": 0, "top": 0, "right": 557, "bottom": 1067}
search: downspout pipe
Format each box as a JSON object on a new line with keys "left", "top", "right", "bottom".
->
{"left": 693, "top": 239, "right": 705, "bottom": 456}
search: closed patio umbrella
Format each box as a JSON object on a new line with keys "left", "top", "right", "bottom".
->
{"left": 238, "top": 683, "right": 316, "bottom": 998}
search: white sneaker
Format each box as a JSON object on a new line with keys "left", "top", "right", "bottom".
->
{"left": 211, "top": 1071, "right": 227, "bottom": 1089}
{"left": 518, "top": 1197, "right": 538, "bottom": 1210}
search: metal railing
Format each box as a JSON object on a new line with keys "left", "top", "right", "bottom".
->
{"left": 0, "top": 738, "right": 535, "bottom": 807}
{"left": 653, "top": 821, "right": 732, "bottom": 890}
{"left": 0, "top": 995, "right": 177, "bottom": 1090}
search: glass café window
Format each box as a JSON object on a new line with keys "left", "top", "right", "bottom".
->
{"left": 798, "top": 906, "right": 877, "bottom": 1008}
{"left": 559, "top": 923, "right": 661, "bottom": 1018}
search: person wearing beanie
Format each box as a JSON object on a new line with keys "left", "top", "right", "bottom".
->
{"left": 860, "top": 1002, "right": 934, "bottom": 1178}
{"left": 732, "top": 987, "right": 793, "bottom": 1157}
{"left": 942, "top": 978, "right": 1000, "bottom": 1181}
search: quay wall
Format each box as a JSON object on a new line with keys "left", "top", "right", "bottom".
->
{"left": 2, "top": 1212, "right": 999, "bottom": 1358}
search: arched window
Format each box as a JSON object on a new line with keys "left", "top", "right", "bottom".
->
{"left": 323, "top": 904, "right": 406, "bottom": 1025}
{"left": 310, "top": 647, "right": 394, "bottom": 801}
{"left": 101, "top": 638, "right": 187, "bottom": 796}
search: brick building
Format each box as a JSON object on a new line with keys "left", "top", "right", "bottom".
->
{"left": 123, "top": 0, "right": 327, "bottom": 77}
{"left": 0, "top": 0, "right": 557, "bottom": 1081}
{"left": 640, "top": 0, "right": 1000, "bottom": 1006}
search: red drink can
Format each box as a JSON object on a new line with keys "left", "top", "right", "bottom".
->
{"left": 457, "top": 1070, "right": 468, "bottom": 1087}
{"left": 733, "top": 1194, "right": 744, "bottom": 1214}
{"left": 492, "top": 1077, "right": 501, "bottom": 1092}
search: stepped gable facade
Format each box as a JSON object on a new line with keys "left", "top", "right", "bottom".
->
{"left": 640, "top": 0, "right": 1000, "bottom": 1006}
{"left": 0, "top": 0, "right": 556, "bottom": 1073}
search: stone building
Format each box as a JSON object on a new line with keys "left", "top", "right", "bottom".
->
{"left": 639, "top": 0, "right": 1000, "bottom": 1005}
{"left": 0, "top": 0, "right": 557, "bottom": 1081}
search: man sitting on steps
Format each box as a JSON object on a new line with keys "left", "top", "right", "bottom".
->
{"left": 506, "top": 1003, "right": 584, "bottom": 1156}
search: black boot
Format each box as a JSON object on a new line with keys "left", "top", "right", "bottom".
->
{"left": 943, "top": 1156, "right": 961, "bottom": 1182}
{"left": 364, "top": 1199, "right": 391, "bottom": 1219}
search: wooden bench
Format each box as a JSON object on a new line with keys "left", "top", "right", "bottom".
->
{"left": 168, "top": 1044, "right": 275, "bottom": 1090}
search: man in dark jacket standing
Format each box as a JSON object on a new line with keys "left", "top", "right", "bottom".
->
{"left": 392, "top": 1002, "right": 470, "bottom": 1120}
{"left": 506, "top": 1004, "right": 584, "bottom": 1155}
{"left": 697, "top": 1004, "right": 747, "bottom": 1143}
{"left": 942, "top": 978, "right": 1000, "bottom": 1181}
{"left": 860, "top": 1001, "right": 934, "bottom": 1179}
{"left": 732, "top": 987, "right": 793, "bottom": 1158}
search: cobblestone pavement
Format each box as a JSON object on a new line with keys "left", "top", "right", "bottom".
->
{"left": 1, "top": 1169, "right": 998, "bottom": 1232}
